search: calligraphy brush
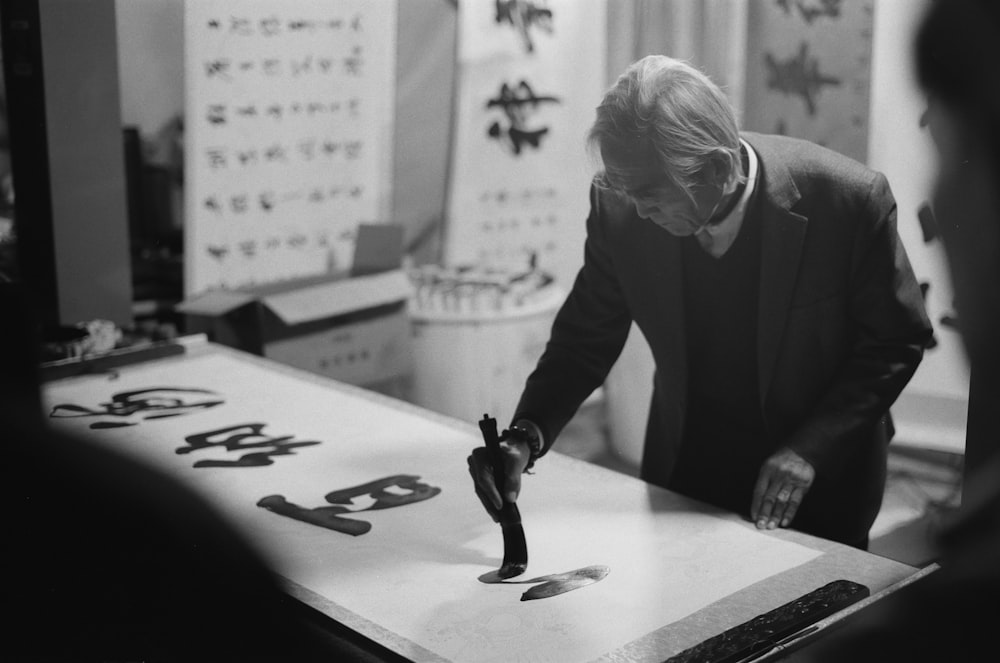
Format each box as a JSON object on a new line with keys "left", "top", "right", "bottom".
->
{"left": 478, "top": 414, "right": 528, "bottom": 579}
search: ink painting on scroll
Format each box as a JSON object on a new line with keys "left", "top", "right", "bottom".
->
{"left": 43, "top": 349, "right": 821, "bottom": 662}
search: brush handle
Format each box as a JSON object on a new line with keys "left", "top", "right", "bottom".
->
{"left": 478, "top": 414, "right": 506, "bottom": 494}
{"left": 478, "top": 415, "right": 522, "bottom": 522}
{"left": 478, "top": 414, "right": 528, "bottom": 577}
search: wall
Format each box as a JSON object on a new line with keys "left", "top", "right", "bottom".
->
{"left": 115, "top": 0, "right": 184, "bottom": 138}
{"left": 41, "top": 0, "right": 133, "bottom": 326}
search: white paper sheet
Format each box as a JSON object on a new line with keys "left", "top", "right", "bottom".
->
{"left": 183, "top": 0, "right": 396, "bottom": 295}
{"left": 43, "top": 350, "right": 821, "bottom": 663}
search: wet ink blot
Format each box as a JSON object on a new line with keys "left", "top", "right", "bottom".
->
{"left": 479, "top": 564, "right": 610, "bottom": 601}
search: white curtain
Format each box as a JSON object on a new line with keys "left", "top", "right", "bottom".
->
{"left": 607, "top": 0, "right": 749, "bottom": 117}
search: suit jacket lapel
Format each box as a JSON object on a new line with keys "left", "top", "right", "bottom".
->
{"left": 748, "top": 135, "right": 807, "bottom": 404}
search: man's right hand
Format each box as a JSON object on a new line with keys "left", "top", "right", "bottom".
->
{"left": 467, "top": 436, "right": 532, "bottom": 521}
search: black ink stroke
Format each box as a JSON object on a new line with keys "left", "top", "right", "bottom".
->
{"left": 257, "top": 475, "right": 442, "bottom": 536}
{"left": 485, "top": 81, "right": 560, "bottom": 156}
{"left": 177, "top": 423, "right": 320, "bottom": 468}
{"left": 478, "top": 565, "right": 610, "bottom": 601}
{"left": 50, "top": 388, "right": 224, "bottom": 430}
{"left": 495, "top": 0, "right": 554, "bottom": 53}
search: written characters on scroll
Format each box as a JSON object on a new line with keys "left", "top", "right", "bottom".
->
{"left": 258, "top": 475, "right": 441, "bottom": 536}
{"left": 50, "top": 387, "right": 225, "bottom": 429}
{"left": 49, "top": 384, "right": 441, "bottom": 533}
{"left": 184, "top": 0, "right": 396, "bottom": 296}
{"left": 745, "top": 0, "right": 873, "bottom": 162}
{"left": 444, "top": 0, "right": 606, "bottom": 289}
{"left": 50, "top": 389, "right": 322, "bottom": 467}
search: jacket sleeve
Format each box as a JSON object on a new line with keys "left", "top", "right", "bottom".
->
{"left": 785, "top": 173, "right": 934, "bottom": 474}
{"left": 512, "top": 183, "right": 633, "bottom": 455}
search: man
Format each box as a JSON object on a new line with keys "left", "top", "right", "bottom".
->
{"left": 470, "top": 55, "right": 932, "bottom": 549}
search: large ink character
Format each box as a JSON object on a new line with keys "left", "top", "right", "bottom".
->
{"left": 494, "top": 0, "right": 553, "bottom": 53}
{"left": 486, "top": 81, "right": 560, "bottom": 156}
{"left": 50, "top": 387, "right": 224, "bottom": 429}
{"left": 257, "top": 475, "right": 441, "bottom": 536}
{"left": 764, "top": 42, "right": 842, "bottom": 116}
{"left": 177, "top": 423, "right": 320, "bottom": 468}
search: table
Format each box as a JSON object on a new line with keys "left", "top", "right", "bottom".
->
{"left": 40, "top": 338, "right": 922, "bottom": 662}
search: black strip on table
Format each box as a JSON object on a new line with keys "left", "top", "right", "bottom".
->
{"left": 664, "top": 579, "right": 870, "bottom": 663}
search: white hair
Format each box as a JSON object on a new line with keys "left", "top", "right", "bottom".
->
{"left": 588, "top": 55, "right": 745, "bottom": 203}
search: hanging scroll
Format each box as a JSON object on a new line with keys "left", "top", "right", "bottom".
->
{"left": 443, "top": 0, "right": 607, "bottom": 289}
{"left": 743, "top": 0, "right": 874, "bottom": 163}
{"left": 183, "top": 0, "right": 396, "bottom": 296}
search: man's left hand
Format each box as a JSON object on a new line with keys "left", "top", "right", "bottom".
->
{"left": 751, "top": 448, "right": 816, "bottom": 530}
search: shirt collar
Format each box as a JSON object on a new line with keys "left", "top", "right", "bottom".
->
{"left": 696, "top": 140, "right": 759, "bottom": 258}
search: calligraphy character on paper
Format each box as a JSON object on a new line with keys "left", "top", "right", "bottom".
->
{"left": 176, "top": 422, "right": 320, "bottom": 468}
{"left": 257, "top": 475, "right": 441, "bottom": 535}
{"left": 50, "top": 387, "right": 224, "bottom": 429}
{"left": 494, "top": 0, "right": 553, "bottom": 53}
{"left": 486, "top": 81, "right": 560, "bottom": 156}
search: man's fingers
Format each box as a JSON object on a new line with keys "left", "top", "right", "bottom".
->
{"left": 780, "top": 486, "right": 806, "bottom": 528}
{"left": 756, "top": 497, "right": 773, "bottom": 528}
{"left": 468, "top": 455, "right": 499, "bottom": 521}
{"left": 767, "top": 484, "right": 808, "bottom": 529}
{"left": 750, "top": 471, "right": 772, "bottom": 521}
{"left": 500, "top": 439, "right": 531, "bottom": 503}
{"left": 469, "top": 438, "right": 533, "bottom": 519}
{"left": 473, "top": 483, "right": 500, "bottom": 523}
{"left": 467, "top": 448, "right": 502, "bottom": 511}
{"left": 752, "top": 448, "right": 816, "bottom": 529}
{"left": 766, "top": 485, "right": 795, "bottom": 529}
{"left": 756, "top": 478, "right": 784, "bottom": 529}
{"left": 504, "top": 461, "right": 522, "bottom": 504}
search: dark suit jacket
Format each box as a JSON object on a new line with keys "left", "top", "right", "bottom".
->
{"left": 514, "top": 133, "right": 933, "bottom": 545}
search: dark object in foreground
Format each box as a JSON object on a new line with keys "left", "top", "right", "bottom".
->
{"left": 478, "top": 413, "right": 528, "bottom": 578}
{"left": 479, "top": 564, "right": 611, "bottom": 601}
{"left": 665, "top": 579, "right": 870, "bottom": 662}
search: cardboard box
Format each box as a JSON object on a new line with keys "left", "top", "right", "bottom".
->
{"left": 176, "top": 225, "right": 413, "bottom": 396}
